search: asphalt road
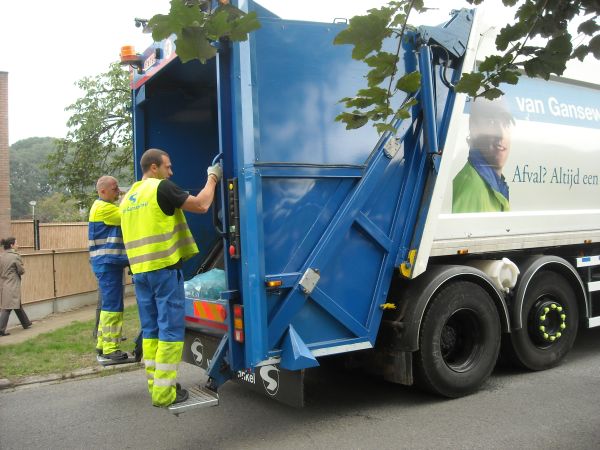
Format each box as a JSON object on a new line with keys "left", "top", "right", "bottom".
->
{"left": 2, "top": 328, "right": 600, "bottom": 450}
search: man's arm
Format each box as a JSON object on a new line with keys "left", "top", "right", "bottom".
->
{"left": 181, "top": 175, "right": 218, "bottom": 214}
{"left": 181, "top": 163, "right": 222, "bottom": 214}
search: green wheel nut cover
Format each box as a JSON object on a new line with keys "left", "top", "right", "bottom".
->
{"left": 536, "top": 302, "right": 566, "bottom": 341}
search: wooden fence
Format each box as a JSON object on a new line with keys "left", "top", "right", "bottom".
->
{"left": 9, "top": 221, "right": 132, "bottom": 306}
{"left": 11, "top": 220, "right": 88, "bottom": 250}
{"left": 18, "top": 249, "right": 133, "bottom": 305}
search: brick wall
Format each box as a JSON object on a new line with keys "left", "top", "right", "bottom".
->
{"left": 0, "top": 72, "right": 10, "bottom": 239}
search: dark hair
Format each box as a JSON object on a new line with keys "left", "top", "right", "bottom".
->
{"left": 1, "top": 237, "right": 16, "bottom": 250}
{"left": 140, "top": 148, "right": 169, "bottom": 173}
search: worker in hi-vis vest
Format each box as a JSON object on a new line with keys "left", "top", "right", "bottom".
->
{"left": 89, "top": 176, "right": 129, "bottom": 360}
{"left": 120, "top": 148, "right": 222, "bottom": 407}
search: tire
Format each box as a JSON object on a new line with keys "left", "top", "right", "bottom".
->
{"left": 414, "top": 281, "right": 501, "bottom": 398}
{"left": 509, "top": 271, "right": 578, "bottom": 371}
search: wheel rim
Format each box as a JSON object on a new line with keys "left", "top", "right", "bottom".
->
{"left": 528, "top": 295, "right": 567, "bottom": 348}
{"left": 440, "top": 308, "right": 483, "bottom": 373}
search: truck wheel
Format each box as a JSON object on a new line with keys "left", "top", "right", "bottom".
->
{"left": 509, "top": 271, "right": 578, "bottom": 371}
{"left": 414, "top": 281, "right": 500, "bottom": 398}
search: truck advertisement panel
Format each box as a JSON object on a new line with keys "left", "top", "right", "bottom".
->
{"left": 434, "top": 76, "right": 600, "bottom": 241}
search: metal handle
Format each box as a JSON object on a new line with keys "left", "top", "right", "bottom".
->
{"left": 211, "top": 152, "right": 226, "bottom": 237}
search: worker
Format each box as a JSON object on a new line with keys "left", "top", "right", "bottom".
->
{"left": 119, "top": 148, "right": 222, "bottom": 407}
{"left": 452, "top": 96, "right": 515, "bottom": 213}
{"left": 89, "top": 176, "right": 129, "bottom": 360}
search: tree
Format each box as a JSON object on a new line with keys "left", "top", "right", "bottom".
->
{"left": 46, "top": 62, "right": 133, "bottom": 206}
{"left": 35, "top": 193, "right": 86, "bottom": 223}
{"left": 9, "top": 137, "right": 58, "bottom": 219}
{"left": 150, "top": 0, "right": 599, "bottom": 132}
{"left": 333, "top": 0, "right": 600, "bottom": 131}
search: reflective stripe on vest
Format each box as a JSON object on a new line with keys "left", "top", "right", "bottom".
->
{"left": 88, "top": 199, "right": 128, "bottom": 266}
{"left": 119, "top": 178, "right": 198, "bottom": 274}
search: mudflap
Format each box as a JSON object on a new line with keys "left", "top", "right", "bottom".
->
{"left": 183, "top": 329, "right": 305, "bottom": 407}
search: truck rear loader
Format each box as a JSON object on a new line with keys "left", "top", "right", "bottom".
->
{"left": 122, "top": 1, "right": 600, "bottom": 413}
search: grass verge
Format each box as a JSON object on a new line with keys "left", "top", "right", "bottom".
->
{"left": 0, "top": 305, "right": 140, "bottom": 380}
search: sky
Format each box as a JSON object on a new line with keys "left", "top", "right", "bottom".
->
{"left": 0, "top": 1, "right": 596, "bottom": 145}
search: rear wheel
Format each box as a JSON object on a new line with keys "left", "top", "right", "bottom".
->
{"left": 414, "top": 281, "right": 501, "bottom": 398}
{"left": 509, "top": 271, "right": 578, "bottom": 370}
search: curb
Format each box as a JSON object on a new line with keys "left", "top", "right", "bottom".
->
{"left": 0, "top": 363, "right": 142, "bottom": 391}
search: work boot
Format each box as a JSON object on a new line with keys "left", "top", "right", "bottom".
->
{"left": 104, "top": 350, "right": 128, "bottom": 361}
{"left": 0, "top": 331, "right": 10, "bottom": 337}
{"left": 173, "top": 383, "right": 189, "bottom": 404}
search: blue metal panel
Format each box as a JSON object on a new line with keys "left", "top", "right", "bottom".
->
{"left": 230, "top": 20, "right": 269, "bottom": 366}
{"left": 251, "top": 18, "right": 382, "bottom": 165}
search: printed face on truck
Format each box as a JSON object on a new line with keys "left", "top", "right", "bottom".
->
{"left": 469, "top": 99, "right": 514, "bottom": 176}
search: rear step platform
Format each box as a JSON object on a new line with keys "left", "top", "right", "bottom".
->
{"left": 96, "top": 353, "right": 140, "bottom": 367}
{"left": 168, "top": 386, "right": 219, "bottom": 415}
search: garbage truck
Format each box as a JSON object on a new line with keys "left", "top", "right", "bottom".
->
{"left": 121, "top": 1, "right": 600, "bottom": 412}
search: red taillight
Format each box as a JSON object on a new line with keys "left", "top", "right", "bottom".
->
{"left": 233, "top": 304, "right": 244, "bottom": 343}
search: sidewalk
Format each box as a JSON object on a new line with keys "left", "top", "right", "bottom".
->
{"left": 0, "top": 295, "right": 137, "bottom": 347}
{"left": 0, "top": 295, "right": 139, "bottom": 390}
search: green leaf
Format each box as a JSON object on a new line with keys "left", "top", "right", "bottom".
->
{"left": 364, "top": 52, "right": 398, "bottom": 87}
{"left": 481, "top": 88, "right": 504, "bottom": 100}
{"left": 333, "top": 8, "right": 393, "bottom": 60}
{"left": 478, "top": 55, "right": 504, "bottom": 72}
{"left": 496, "top": 69, "right": 520, "bottom": 85}
{"left": 395, "top": 71, "right": 421, "bottom": 93}
{"left": 229, "top": 11, "right": 261, "bottom": 41}
{"left": 357, "top": 86, "right": 389, "bottom": 104}
{"left": 175, "top": 27, "right": 216, "bottom": 63}
{"left": 578, "top": 18, "right": 600, "bottom": 36}
{"left": 495, "top": 21, "right": 528, "bottom": 51}
{"left": 149, "top": 14, "right": 175, "bottom": 41}
{"left": 335, "top": 112, "right": 369, "bottom": 130}
{"left": 590, "top": 35, "right": 600, "bottom": 59}
{"left": 397, "top": 107, "right": 411, "bottom": 119}
{"left": 205, "top": 10, "right": 231, "bottom": 40}
{"left": 572, "top": 44, "right": 589, "bottom": 61}
{"left": 375, "top": 123, "right": 397, "bottom": 134}
{"left": 342, "top": 96, "right": 376, "bottom": 110}
{"left": 523, "top": 58, "right": 550, "bottom": 79}
{"left": 454, "top": 72, "right": 485, "bottom": 96}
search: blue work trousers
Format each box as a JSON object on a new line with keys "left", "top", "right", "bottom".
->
{"left": 133, "top": 268, "right": 185, "bottom": 342}
{"left": 95, "top": 269, "right": 124, "bottom": 312}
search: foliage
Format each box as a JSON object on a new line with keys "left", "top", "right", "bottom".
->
{"left": 36, "top": 193, "right": 86, "bottom": 223}
{"left": 333, "top": 0, "right": 600, "bottom": 131}
{"left": 9, "top": 137, "right": 58, "bottom": 219}
{"left": 333, "top": 0, "right": 425, "bottom": 133}
{"left": 0, "top": 305, "right": 140, "bottom": 380}
{"left": 457, "top": 0, "right": 600, "bottom": 99}
{"left": 46, "top": 62, "right": 133, "bottom": 207}
{"left": 148, "top": 0, "right": 261, "bottom": 63}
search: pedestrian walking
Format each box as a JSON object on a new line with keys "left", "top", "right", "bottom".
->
{"left": 0, "top": 237, "right": 32, "bottom": 336}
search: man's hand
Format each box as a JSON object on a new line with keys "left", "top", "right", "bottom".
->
{"left": 207, "top": 163, "right": 223, "bottom": 183}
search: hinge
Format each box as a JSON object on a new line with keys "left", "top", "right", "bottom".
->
{"left": 298, "top": 268, "right": 320, "bottom": 295}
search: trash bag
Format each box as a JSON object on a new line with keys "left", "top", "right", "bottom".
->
{"left": 184, "top": 268, "right": 226, "bottom": 300}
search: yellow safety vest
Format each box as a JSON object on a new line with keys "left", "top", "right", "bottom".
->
{"left": 119, "top": 178, "right": 198, "bottom": 274}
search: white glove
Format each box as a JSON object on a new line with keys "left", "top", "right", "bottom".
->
{"left": 207, "top": 163, "right": 223, "bottom": 182}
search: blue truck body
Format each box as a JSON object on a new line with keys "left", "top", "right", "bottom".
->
{"left": 127, "top": 1, "right": 600, "bottom": 408}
